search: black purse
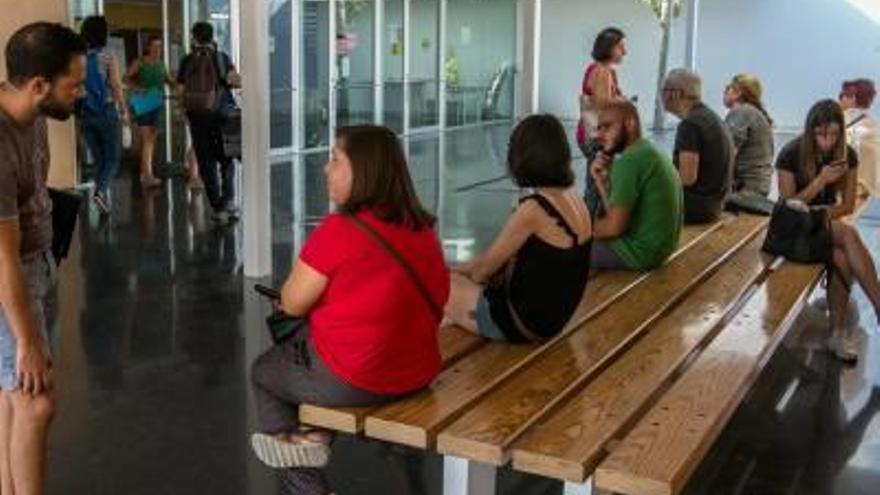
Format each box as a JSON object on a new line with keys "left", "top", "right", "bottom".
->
{"left": 49, "top": 188, "right": 82, "bottom": 266}
{"left": 762, "top": 199, "right": 833, "bottom": 263}
{"left": 254, "top": 284, "right": 307, "bottom": 344}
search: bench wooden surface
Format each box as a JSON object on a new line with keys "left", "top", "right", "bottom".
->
{"left": 510, "top": 234, "right": 771, "bottom": 482}
{"left": 593, "top": 259, "right": 823, "bottom": 495}
{"left": 435, "top": 215, "right": 766, "bottom": 465}
{"left": 361, "top": 221, "right": 728, "bottom": 450}
{"left": 301, "top": 221, "right": 720, "bottom": 436}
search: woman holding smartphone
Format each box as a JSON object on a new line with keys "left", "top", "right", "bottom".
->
{"left": 776, "top": 99, "right": 880, "bottom": 363}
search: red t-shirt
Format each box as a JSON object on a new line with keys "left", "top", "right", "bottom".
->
{"left": 300, "top": 210, "right": 449, "bottom": 395}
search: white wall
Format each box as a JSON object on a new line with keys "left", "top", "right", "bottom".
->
{"left": 539, "top": 0, "right": 686, "bottom": 127}
{"left": 697, "top": 0, "right": 880, "bottom": 129}
{"left": 539, "top": 0, "right": 880, "bottom": 130}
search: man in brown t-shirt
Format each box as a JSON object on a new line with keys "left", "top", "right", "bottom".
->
{"left": 0, "top": 22, "right": 85, "bottom": 495}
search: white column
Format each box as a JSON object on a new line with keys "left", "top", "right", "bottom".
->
{"left": 443, "top": 456, "right": 496, "bottom": 495}
{"left": 403, "top": 0, "right": 411, "bottom": 135}
{"left": 241, "top": 0, "right": 272, "bottom": 277}
{"left": 685, "top": 0, "right": 700, "bottom": 71}
{"left": 531, "top": 0, "right": 542, "bottom": 114}
{"left": 162, "top": 0, "right": 173, "bottom": 165}
{"left": 374, "top": 0, "right": 384, "bottom": 125}
{"left": 231, "top": 0, "right": 242, "bottom": 67}
{"left": 437, "top": 0, "right": 447, "bottom": 130}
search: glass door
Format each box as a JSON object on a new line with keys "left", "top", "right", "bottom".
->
{"left": 269, "top": 0, "right": 294, "bottom": 150}
{"left": 408, "top": 0, "right": 440, "bottom": 131}
{"left": 335, "top": 0, "right": 375, "bottom": 128}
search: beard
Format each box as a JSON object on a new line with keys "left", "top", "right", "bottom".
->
{"left": 38, "top": 97, "right": 74, "bottom": 121}
{"left": 606, "top": 127, "right": 630, "bottom": 155}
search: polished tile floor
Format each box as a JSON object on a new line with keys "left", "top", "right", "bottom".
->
{"left": 47, "top": 123, "right": 879, "bottom": 494}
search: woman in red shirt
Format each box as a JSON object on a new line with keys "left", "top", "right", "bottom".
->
{"left": 579, "top": 27, "right": 627, "bottom": 214}
{"left": 249, "top": 126, "right": 449, "bottom": 489}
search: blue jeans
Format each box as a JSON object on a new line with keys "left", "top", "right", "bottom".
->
{"left": 0, "top": 251, "right": 57, "bottom": 390}
{"left": 80, "top": 107, "right": 121, "bottom": 196}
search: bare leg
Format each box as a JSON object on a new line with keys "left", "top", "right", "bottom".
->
{"left": 9, "top": 392, "right": 55, "bottom": 495}
{"left": 0, "top": 393, "right": 13, "bottom": 495}
{"left": 445, "top": 273, "right": 481, "bottom": 334}
{"left": 832, "top": 221, "right": 880, "bottom": 321}
{"left": 829, "top": 249, "right": 853, "bottom": 333}
{"left": 139, "top": 126, "right": 159, "bottom": 186}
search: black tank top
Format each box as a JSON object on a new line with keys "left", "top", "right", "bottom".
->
{"left": 484, "top": 194, "right": 593, "bottom": 342}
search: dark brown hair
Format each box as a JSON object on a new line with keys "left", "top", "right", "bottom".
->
{"left": 799, "top": 99, "right": 847, "bottom": 186}
{"left": 592, "top": 27, "right": 625, "bottom": 63}
{"left": 508, "top": 114, "right": 574, "bottom": 188}
{"left": 336, "top": 125, "right": 435, "bottom": 230}
{"left": 840, "top": 79, "right": 876, "bottom": 109}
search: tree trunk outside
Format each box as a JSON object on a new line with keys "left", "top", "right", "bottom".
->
{"left": 653, "top": 0, "right": 673, "bottom": 131}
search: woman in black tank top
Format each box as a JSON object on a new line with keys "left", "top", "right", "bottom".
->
{"left": 445, "top": 115, "right": 593, "bottom": 342}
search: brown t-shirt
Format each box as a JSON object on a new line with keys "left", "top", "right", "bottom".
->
{"left": 0, "top": 106, "right": 52, "bottom": 260}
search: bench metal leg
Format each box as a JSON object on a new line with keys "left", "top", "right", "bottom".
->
{"left": 443, "top": 456, "right": 496, "bottom": 495}
{"left": 563, "top": 477, "right": 594, "bottom": 495}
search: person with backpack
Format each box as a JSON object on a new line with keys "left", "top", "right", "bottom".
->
{"left": 126, "top": 36, "right": 175, "bottom": 189}
{"left": 78, "top": 16, "right": 129, "bottom": 215}
{"left": 177, "top": 22, "right": 241, "bottom": 225}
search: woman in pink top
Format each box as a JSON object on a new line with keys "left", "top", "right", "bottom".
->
{"left": 579, "top": 27, "right": 627, "bottom": 214}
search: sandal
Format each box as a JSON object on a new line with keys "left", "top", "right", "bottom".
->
{"left": 250, "top": 432, "right": 331, "bottom": 469}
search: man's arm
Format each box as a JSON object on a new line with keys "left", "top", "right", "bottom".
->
{"left": 593, "top": 206, "right": 631, "bottom": 239}
{"left": 678, "top": 151, "right": 700, "bottom": 186}
{"left": 0, "top": 221, "right": 50, "bottom": 395}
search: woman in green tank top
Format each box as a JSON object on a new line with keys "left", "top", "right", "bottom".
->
{"left": 126, "top": 36, "right": 176, "bottom": 188}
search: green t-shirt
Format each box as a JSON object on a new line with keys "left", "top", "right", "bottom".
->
{"left": 608, "top": 138, "right": 683, "bottom": 269}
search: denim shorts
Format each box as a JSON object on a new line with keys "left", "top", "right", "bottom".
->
{"left": 0, "top": 251, "right": 57, "bottom": 390}
{"left": 474, "top": 294, "right": 509, "bottom": 342}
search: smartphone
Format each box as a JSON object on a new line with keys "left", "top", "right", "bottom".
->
{"left": 254, "top": 284, "right": 281, "bottom": 300}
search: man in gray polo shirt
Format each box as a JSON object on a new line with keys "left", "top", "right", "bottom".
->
{"left": 0, "top": 22, "right": 85, "bottom": 495}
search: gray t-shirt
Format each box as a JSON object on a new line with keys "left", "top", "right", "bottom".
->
{"left": 725, "top": 102, "right": 774, "bottom": 195}
{"left": 0, "top": 105, "right": 52, "bottom": 260}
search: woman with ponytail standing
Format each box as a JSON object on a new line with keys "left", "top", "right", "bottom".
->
{"left": 723, "top": 74, "right": 775, "bottom": 203}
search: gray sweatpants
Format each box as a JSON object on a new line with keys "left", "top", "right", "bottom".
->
{"left": 250, "top": 328, "right": 399, "bottom": 494}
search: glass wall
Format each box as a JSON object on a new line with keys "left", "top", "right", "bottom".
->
{"left": 269, "top": 0, "right": 293, "bottom": 149}
{"left": 303, "top": 0, "right": 332, "bottom": 149}
{"left": 71, "top": 0, "right": 102, "bottom": 25}
{"left": 446, "top": 0, "right": 516, "bottom": 126}
{"left": 188, "top": 0, "right": 233, "bottom": 53}
{"left": 336, "top": 0, "right": 375, "bottom": 127}
{"left": 383, "top": 0, "right": 405, "bottom": 133}
{"left": 409, "top": 0, "right": 440, "bottom": 129}
{"left": 267, "top": 0, "right": 519, "bottom": 154}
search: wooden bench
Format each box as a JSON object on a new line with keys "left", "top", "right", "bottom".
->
{"left": 296, "top": 205, "right": 863, "bottom": 495}
{"left": 300, "top": 220, "right": 721, "bottom": 435}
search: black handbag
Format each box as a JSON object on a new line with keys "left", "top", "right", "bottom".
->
{"left": 253, "top": 284, "right": 306, "bottom": 344}
{"left": 762, "top": 199, "right": 833, "bottom": 263}
{"left": 49, "top": 188, "right": 82, "bottom": 266}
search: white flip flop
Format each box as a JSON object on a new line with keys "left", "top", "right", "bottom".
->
{"left": 250, "top": 432, "right": 332, "bottom": 469}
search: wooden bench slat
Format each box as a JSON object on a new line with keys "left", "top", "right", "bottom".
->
{"left": 435, "top": 215, "right": 767, "bottom": 466}
{"left": 299, "top": 222, "right": 720, "bottom": 435}
{"left": 511, "top": 234, "right": 770, "bottom": 483}
{"left": 360, "top": 222, "right": 724, "bottom": 448}
{"left": 594, "top": 260, "right": 823, "bottom": 495}
{"left": 299, "top": 326, "right": 483, "bottom": 433}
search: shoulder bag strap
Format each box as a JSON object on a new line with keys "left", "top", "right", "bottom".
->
{"left": 344, "top": 213, "right": 443, "bottom": 321}
{"left": 847, "top": 113, "right": 868, "bottom": 129}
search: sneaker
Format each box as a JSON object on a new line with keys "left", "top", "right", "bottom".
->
{"left": 827, "top": 333, "right": 859, "bottom": 364}
{"left": 250, "top": 433, "right": 331, "bottom": 469}
{"left": 225, "top": 204, "right": 241, "bottom": 219}
{"left": 93, "top": 192, "right": 110, "bottom": 215}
